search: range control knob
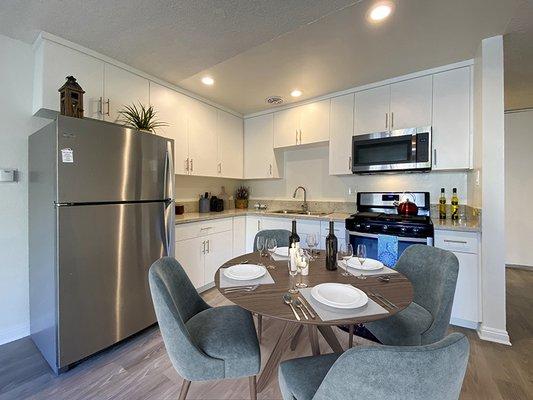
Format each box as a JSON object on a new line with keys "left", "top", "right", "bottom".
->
{"left": 400, "top": 227, "right": 407, "bottom": 233}
{"left": 382, "top": 225, "right": 388, "bottom": 231}
{"left": 365, "top": 224, "right": 371, "bottom": 230}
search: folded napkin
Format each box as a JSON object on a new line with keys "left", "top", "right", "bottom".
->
{"left": 377, "top": 234, "right": 398, "bottom": 268}
{"left": 219, "top": 266, "right": 275, "bottom": 288}
{"left": 270, "top": 252, "right": 290, "bottom": 262}
{"left": 338, "top": 260, "right": 398, "bottom": 276}
{"left": 299, "top": 287, "right": 388, "bottom": 322}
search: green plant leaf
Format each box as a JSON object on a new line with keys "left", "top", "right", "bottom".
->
{"left": 117, "top": 102, "right": 168, "bottom": 133}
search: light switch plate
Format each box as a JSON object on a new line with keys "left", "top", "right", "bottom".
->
{"left": 0, "top": 169, "right": 17, "bottom": 182}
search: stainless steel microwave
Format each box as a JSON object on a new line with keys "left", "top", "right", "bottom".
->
{"left": 351, "top": 126, "right": 432, "bottom": 173}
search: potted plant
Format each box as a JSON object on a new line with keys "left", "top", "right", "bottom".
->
{"left": 117, "top": 102, "right": 168, "bottom": 133}
{"left": 235, "top": 186, "right": 249, "bottom": 209}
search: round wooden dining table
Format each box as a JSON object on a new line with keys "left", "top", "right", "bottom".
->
{"left": 215, "top": 251, "right": 414, "bottom": 393}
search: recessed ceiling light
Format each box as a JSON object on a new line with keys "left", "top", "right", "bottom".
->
{"left": 290, "top": 89, "right": 302, "bottom": 98}
{"left": 368, "top": 2, "right": 393, "bottom": 22}
{"left": 201, "top": 76, "right": 214, "bottom": 85}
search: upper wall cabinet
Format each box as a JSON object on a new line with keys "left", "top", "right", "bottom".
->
{"left": 273, "top": 99, "right": 330, "bottom": 148}
{"left": 33, "top": 39, "right": 104, "bottom": 119}
{"left": 432, "top": 67, "right": 472, "bottom": 170}
{"left": 354, "top": 85, "right": 390, "bottom": 135}
{"left": 149, "top": 82, "right": 190, "bottom": 175}
{"left": 329, "top": 94, "right": 355, "bottom": 175}
{"left": 217, "top": 110, "right": 244, "bottom": 179}
{"left": 244, "top": 114, "right": 281, "bottom": 179}
{"left": 188, "top": 100, "right": 219, "bottom": 177}
{"left": 103, "top": 64, "right": 149, "bottom": 123}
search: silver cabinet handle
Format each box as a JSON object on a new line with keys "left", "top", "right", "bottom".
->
{"left": 98, "top": 97, "right": 103, "bottom": 115}
{"left": 190, "top": 158, "right": 193, "bottom": 172}
{"left": 443, "top": 239, "right": 468, "bottom": 244}
{"left": 269, "top": 163, "right": 272, "bottom": 176}
{"left": 104, "top": 98, "right": 110, "bottom": 116}
{"left": 202, "top": 240, "right": 206, "bottom": 254}
{"left": 299, "top": 129, "right": 302, "bottom": 144}
{"left": 385, "top": 113, "right": 388, "bottom": 129}
{"left": 348, "top": 156, "right": 352, "bottom": 172}
{"left": 433, "top": 149, "right": 437, "bottom": 166}
{"left": 185, "top": 158, "right": 189, "bottom": 172}
{"left": 296, "top": 129, "right": 298, "bottom": 144}
{"left": 391, "top": 112, "right": 394, "bottom": 129}
{"left": 217, "top": 162, "right": 221, "bottom": 173}
{"left": 207, "top": 239, "right": 210, "bottom": 253}
{"left": 257, "top": 220, "right": 261, "bottom": 231}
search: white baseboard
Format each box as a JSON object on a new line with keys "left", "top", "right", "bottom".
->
{"left": 450, "top": 317, "right": 479, "bottom": 330}
{"left": 477, "top": 325, "right": 511, "bottom": 345}
{"left": 0, "top": 322, "right": 29, "bottom": 346}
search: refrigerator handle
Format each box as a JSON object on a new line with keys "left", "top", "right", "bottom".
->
{"left": 163, "top": 141, "right": 175, "bottom": 256}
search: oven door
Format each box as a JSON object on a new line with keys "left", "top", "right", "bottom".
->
{"left": 352, "top": 127, "right": 431, "bottom": 173}
{"left": 347, "top": 231, "right": 433, "bottom": 265}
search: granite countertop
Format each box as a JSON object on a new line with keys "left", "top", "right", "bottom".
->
{"left": 175, "top": 209, "right": 350, "bottom": 225}
{"left": 431, "top": 217, "right": 481, "bottom": 232}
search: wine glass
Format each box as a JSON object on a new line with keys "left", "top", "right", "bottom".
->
{"left": 296, "top": 251, "right": 309, "bottom": 288}
{"left": 306, "top": 233, "right": 318, "bottom": 257}
{"left": 266, "top": 237, "right": 277, "bottom": 257}
{"left": 356, "top": 244, "right": 367, "bottom": 280}
{"left": 339, "top": 243, "right": 353, "bottom": 276}
{"left": 287, "top": 259, "right": 298, "bottom": 294}
{"left": 256, "top": 236, "right": 265, "bottom": 257}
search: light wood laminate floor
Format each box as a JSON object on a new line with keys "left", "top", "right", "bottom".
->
{"left": 0, "top": 268, "right": 531, "bottom": 400}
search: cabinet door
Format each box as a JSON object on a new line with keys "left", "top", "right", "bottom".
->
{"left": 233, "top": 216, "right": 247, "bottom": 257}
{"left": 175, "top": 237, "right": 204, "bottom": 289}
{"left": 149, "top": 82, "right": 190, "bottom": 175}
{"left": 432, "top": 67, "right": 472, "bottom": 170}
{"left": 450, "top": 251, "right": 480, "bottom": 323}
{"left": 261, "top": 217, "right": 292, "bottom": 231}
{"left": 329, "top": 94, "right": 355, "bottom": 175}
{"left": 299, "top": 99, "right": 330, "bottom": 145}
{"left": 217, "top": 110, "right": 244, "bottom": 178}
{"left": 244, "top": 114, "right": 276, "bottom": 179}
{"left": 34, "top": 40, "right": 104, "bottom": 119}
{"left": 273, "top": 107, "right": 300, "bottom": 148}
{"left": 204, "top": 231, "right": 234, "bottom": 285}
{"left": 104, "top": 64, "right": 149, "bottom": 123}
{"left": 354, "top": 85, "right": 390, "bottom": 135}
{"left": 245, "top": 216, "right": 262, "bottom": 253}
{"left": 188, "top": 100, "right": 218, "bottom": 176}
{"left": 389, "top": 76, "right": 432, "bottom": 130}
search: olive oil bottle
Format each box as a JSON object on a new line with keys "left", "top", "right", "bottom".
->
{"left": 451, "top": 188, "right": 459, "bottom": 221}
{"left": 439, "top": 188, "right": 447, "bottom": 220}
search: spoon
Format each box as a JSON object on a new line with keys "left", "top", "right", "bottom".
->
{"left": 293, "top": 299, "right": 309, "bottom": 320}
{"left": 283, "top": 294, "right": 301, "bottom": 321}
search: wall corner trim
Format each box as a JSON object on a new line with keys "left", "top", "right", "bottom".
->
{"left": 477, "top": 325, "right": 511, "bottom": 346}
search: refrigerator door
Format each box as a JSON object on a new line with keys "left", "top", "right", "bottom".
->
{"left": 56, "top": 116, "right": 174, "bottom": 203}
{"left": 57, "top": 201, "right": 168, "bottom": 368}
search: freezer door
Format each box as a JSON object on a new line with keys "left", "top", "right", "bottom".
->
{"left": 57, "top": 202, "right": 169, "bottom": 368}
{"left": 57, "top": 116, "right": 174, "bottom": 203}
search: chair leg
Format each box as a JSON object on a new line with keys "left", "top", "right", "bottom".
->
{"left": 178, "top": 379, "right": 191, "bottom": 400}
{"left": 257, "top": 314, "right": 262, "bottom": 343}
{"left": 348, "top": 324, "right": 354, "bottom": 348}
{"left": 249, "top": 375, "right": 257, "bottom": 400}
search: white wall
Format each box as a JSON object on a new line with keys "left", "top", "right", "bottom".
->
{"left": 0, "top": 34, "right": 48, "bottom": 345}
{"left": 246, "top": 145, "right": 468, "bottom": 203}
{"left": 505, "top": 110, "right": 533, "bottom": 267}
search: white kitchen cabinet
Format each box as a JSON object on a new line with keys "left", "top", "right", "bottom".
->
{"left": 274, "top": 107, "right": 300, "bottom": 148}
{"left": 217, "top": 110, "right": 244, "bottom": 178}
{"left": 273, "top": 100, "right": 330, "bottom": 148}
{"left": 261, "top": 217, "right": 292, "bottom": 231}
{"left": 204, "top": 230, "right": 234, "bottom": 284}
{"left": 187, "top": 100, "right": 219, "bottom": 177}
{"left": 389, "top": 75, "right": 432, "bottom": 130}
{"left": 149, "top": 82, "right": 190, "bottom": 175}
{"left": 233, "top": 216, "right": 247, "bottom": 257}
{"left": 103, "top": 63, "right": 149, "bottom": 123}
{"left": 244, "top": 114, "right": 281, "bottom": 179}
{"left": 175, "top": 236, "right": 205, "bottom": 289}
{"left": 354, "top": 85, "right": 390, "bottom": 135}
{"left": 33, "top": 39, "right": 104, "bottom": 119}
{"left": 432, "top": 67, "right": 472, "bottom": 170}
{"left": 329, "top": 94, "right": 355, "bottom": 175}
{"left": 434, "top": 230, "right": 480, "bottom": 328}
{"left": 245, "top": 216, "right": 263, "bottom": 252}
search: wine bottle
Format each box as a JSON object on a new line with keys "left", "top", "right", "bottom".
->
{"left": 289, "top": 220, "right": 300, "bottom": 248}
{"left": 451, "top": 188, "right": 459, "bottom": 221}
{"left": 325, "top": 221, "right": 338, "bottom": 271}
{"left": 439, "top": 188, "right": 447, "bottom": 220}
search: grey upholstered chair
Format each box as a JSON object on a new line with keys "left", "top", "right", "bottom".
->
{"left": 253, "top": 228, "right": 291, "bottom": 342}
{"left": 149, "top": 257, "right": 261, "bottom": 400}
{"left": 364, "top": 244, "right": 460, "bottom": 346}
{"left": 278, "top": 332, "right": 469, "bottom": 400}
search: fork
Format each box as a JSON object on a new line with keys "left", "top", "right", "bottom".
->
{"left": 369, "top": 291, "right": 397, "bottom": 309}
{"left": 223, "top": 285, "right": 259, "bottom": 294}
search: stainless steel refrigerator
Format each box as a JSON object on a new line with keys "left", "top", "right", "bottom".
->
{"left": 29, "top": 115, "right": 175, "bottom": 374}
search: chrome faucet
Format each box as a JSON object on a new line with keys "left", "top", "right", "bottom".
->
{"left": 293, "top": 186, "right": 308, "bottom": 213}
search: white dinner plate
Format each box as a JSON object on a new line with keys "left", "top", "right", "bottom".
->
{"left": 311, "top": 283, "right": 368, "bottom": 309}
{"left": 273, "top": 246, "right": 290, "bottom": 257}
{"left": 224, "top": 264, "right": 266, "bottom": 281}
{"left": 346, "top": 257, "right": 384, "bottom": 271}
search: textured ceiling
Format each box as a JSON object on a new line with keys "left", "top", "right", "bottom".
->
{"left": 0, "top": 0, "right": 358, "bottom": 81}
{"left": 504, "top": 0, "right": 533, "bottom": 110}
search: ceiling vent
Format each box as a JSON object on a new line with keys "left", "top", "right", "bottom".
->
{"left": 265, "top": 96, "right": 284, "bottom": 106}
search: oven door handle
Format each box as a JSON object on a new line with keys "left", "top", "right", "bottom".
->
{"left": 347, "top": 230, "right": 429, "bottom": 243}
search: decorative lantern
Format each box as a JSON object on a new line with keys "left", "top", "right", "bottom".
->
{"left": 58, "top": 76, "right": 85, "bottom": 118}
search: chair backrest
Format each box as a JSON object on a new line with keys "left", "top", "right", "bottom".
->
{"left": 253, "top": 229, "right": 291, "bottom": 251}
{"left": 313, "top": 333, "right": 469, "bottom": 400}
{"left": 395, "top": 244, "right": 459, "bottom": 344}
{"left": 149, "top": 257, "right": 222, "bottom": 380}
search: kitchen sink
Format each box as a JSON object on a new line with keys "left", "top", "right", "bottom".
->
{"left": 270, "top": 209, "right": 332, "bottom": 217}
